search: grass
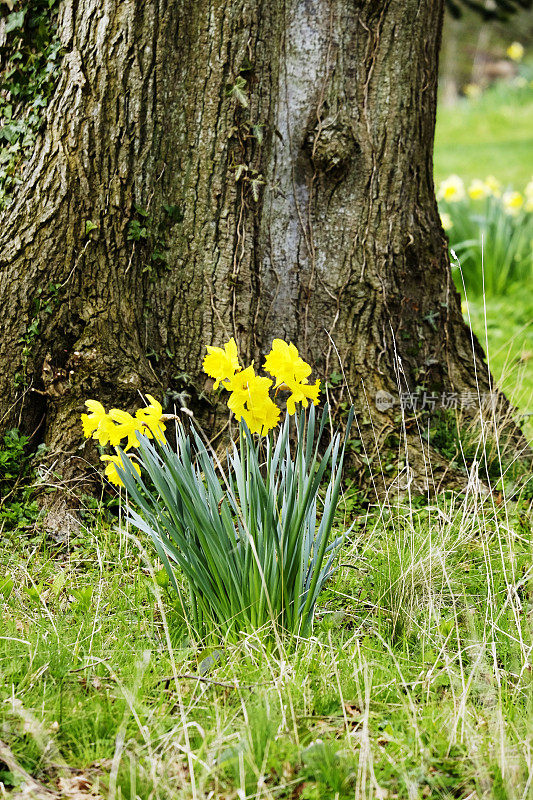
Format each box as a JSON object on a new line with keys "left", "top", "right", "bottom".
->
{"left": 464, "top": 285, "right": 533, "bottom": 439}
{"left": 1, "top": 288, "right": 532, "bottom": 798}
{"left": 434, "top": 81, "right": 533, "bottom": 187}
{"left": 1, "top": 484, "right": 532, "bottom": 799}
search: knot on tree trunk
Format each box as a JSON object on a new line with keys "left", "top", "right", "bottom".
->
{"left": 304, "top": 114, "right": 358, "bottom": 174}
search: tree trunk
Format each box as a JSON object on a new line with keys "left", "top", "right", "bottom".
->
{"left": 0, "top": 0, "right": 525, "bottom": 492}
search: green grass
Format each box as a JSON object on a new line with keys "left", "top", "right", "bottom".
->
{"left": 1, "top": 487, "right": 532, "bottom": 799}
{"left": 1, "top": 287, "right": 532, "bottom": 799}
{"left": 465, "top": 286, "right": 533, "bottom": 439}
{"left": 434, "top": 82, "right": 533, "bottom": 187}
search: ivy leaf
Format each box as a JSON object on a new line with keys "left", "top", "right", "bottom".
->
{"left": 228, "top": 77, "right": 249, "bottom": 108}
{"left": 5, "top": 10, "right": 26, "bottom": 33}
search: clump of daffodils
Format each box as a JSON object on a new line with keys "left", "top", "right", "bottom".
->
{"left": 438, "top": 173, "right": 533, "bottom": 296}
{"left": 203, "top": 338, "right": 320, "bottom": 435}
{"left": 81, "top": 395, "right": 166, "bottom": 485}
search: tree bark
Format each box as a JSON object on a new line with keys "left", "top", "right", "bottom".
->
{"left": 0, "top": 0, "right": 526, "bottom": 492}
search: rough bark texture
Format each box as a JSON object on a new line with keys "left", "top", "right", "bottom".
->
{"left": 0, "top": 0, "right": 525, "bottom": 491}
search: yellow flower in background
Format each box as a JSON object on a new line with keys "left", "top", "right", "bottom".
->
{"left": 440, "top": 212, "right": 453, "bottom": 231}
{"left": 136, "top": 395, "right": 166, "bottom": 443}
{"left": 484, "top": 175, "right": 502, "bottom": 198}
{"left": 203, "top": 337, "right": 241, "bottom": 389}
{"left": 263, "top": 339, "right": 311, "bottom": 386}
{"left": 502, "top": 190, "right": 524, "bottom": 216}
{"left": 101, "top": 453, "right": 141, "bottom": 488}
{"left": 507, "top": 42, "right": 524, "bottom": 62}
{"left": 468, "top": 179, "right": 489, "bottom": 201}
{"left": 525, "top": 178, "right": 533, "bottom": 212}
{"left": 437, "top": 175, "right": 465, "bottom": 203}
{"left": 463, "top": 83, "right": 481, "bottom": 100}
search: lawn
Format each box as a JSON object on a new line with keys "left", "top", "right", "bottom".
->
{"left": 434, "top": 82, "right": 533, "bottom": 188}
{"left": 466, "top": 287, "right": 533, "bottom": 439}
{"left": 1, "top": 289, "right": 532, "bottom": 798}
{"left": 1, "top": 476, "right": 532, "bottom": 799}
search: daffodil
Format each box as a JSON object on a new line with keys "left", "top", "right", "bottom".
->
{"left": 468, "top": 179, "right": 489, "bottom": 201}
{"left": 285, "top": 379, "right": 321, "bottom": 415}
{"left": 81, "top": 399, "right": 106, "bottom": 437}
{"left": 227, "top": 366, "right": 269, "bottom": 411}
{"left": 101, "top": 453, "right": 141, "bottom": 487}
{"left": 81, "top": 399, "right": 122, "bottom": 446}
{"left": 225, "top": 366, "right": 280, "bottom": 434}
{"left": 440, "top": 212, "right": 453, "bottom": 231}
{"left": 437, "top": 175, "right": 465, "bottom": 203}
{"left": 502, "top": 190, "right": 524, "bottom": 216}
{"left": 507, "top": 42, "right": 524, "bottom": 62}
{"left": 108, "top": 408, "right": 142, "bottom": 450}
{"left": 263, "top": 339, "right": 312, "bottom": 386}
{"left": 484, "top": 175, "right": 502, "bottom": 198}
{"left": 136, "top": 395, "right": 166, "bottom": 443}
{"left": 239, "top": 393, "right": 281, "bottom": 435}
{"left": 203, "top": 337, "right": 241, "bottom": 389}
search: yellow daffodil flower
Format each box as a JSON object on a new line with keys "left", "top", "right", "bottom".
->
{"left": 81, "top": 399, "right": 106, "bottom": 438}
{"left": 227, "top": 366, "right": 270, "bottom": 411}
{"left": 225, "top": 366, "right": 280, "bottom": 434}
{"left": 437, "top": 175, "right": 465, "bottom": 203}
{"left": 285, "top": 379, "right": 321, "bottom": 415}
{"left": 203, "top": 337, "right": 241, "bottom": 389}
{"left": 468, "top": 179, "right": 489, "bottom": 201}
{"left": 101, "top": 453, "right": 141, "bottom": 487}
{"left": 484, "top": 175, "right": 502, "bottom": 198}
{"left": 201, "top": 337, "right": 321, "bottom": 432}
{"left": 502, "top": 190, "right": 524, "bottom": 216}
{"left": 136, "top": 395, "right": 166, "bottom": 443}
{"left": 108, "top": 408, "right": 142, "bottom": 450}
{"left": 81, "top": 399, "right": 122, "bottom": 447}
{"left": 238, "top": 394, "right": 281, "bottom": 435}
{"left": 263, "top": 339, "right": 312, "bottom": 386}
{"left": 507, "top": 42, "right": 524, "bottom": 62}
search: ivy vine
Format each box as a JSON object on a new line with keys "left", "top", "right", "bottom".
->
{"left": 0, "top": 0, "right": 62, "bottom": 210}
